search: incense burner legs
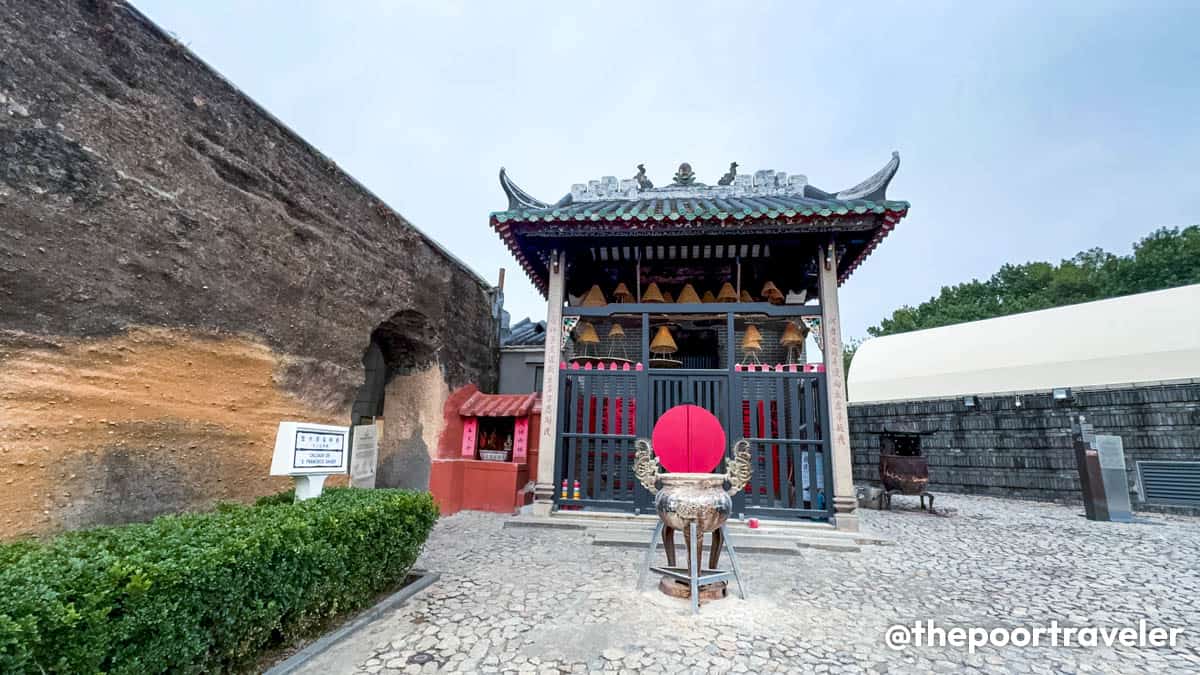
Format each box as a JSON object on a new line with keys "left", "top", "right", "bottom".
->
{"left": 637, "top": 473, "right": 746, "bottom": 613}
{"left": 633, "top": 440, "right": 752, "bottom": 613}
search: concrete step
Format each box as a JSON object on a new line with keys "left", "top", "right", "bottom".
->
{"left": 590, "top": 530, "right": 819, "bottom": 555}
{"left": 580, "top": 521, "right": 864, "bottom": 552}
{"left": 509, "top": 511, "right": 839, "bottom": 532}
{"left": 503, "top": 513, "right": 890, "bottom": 547}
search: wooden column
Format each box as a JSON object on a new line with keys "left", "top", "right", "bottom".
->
{"left": 817, "top": 241, "right": 859, "bottom": 531}
{"left": 532, "top": 250, "right": 566, "bottom": 515}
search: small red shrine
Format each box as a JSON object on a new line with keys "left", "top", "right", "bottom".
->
{"left": 429, "top": 385, "right": 542, "bottom": 515}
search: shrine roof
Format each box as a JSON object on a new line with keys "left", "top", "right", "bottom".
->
{"left": 490, "top": 154, "right": 910, "bottom": 293}
{"left": 458, "top": 391, "right": 541, "bottom": 417}
{"left": 493, "top": 193, "right": 908, "bottom": 224}
{"left": 492, "top": 153, "right": 906, "bottom": 224}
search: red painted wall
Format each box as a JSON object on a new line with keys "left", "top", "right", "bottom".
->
{"left": 436, "top": 384, "right": 480, "bottom": 459}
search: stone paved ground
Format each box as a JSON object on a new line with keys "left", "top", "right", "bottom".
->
{"left": 296, "top": 495, "right": 1200, "bottom": 674}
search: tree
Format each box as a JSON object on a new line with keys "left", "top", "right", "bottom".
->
{"left": 843, "top": 337, "right": 861, "bottom": 378}
{"left": 867, "top": 226, "right": 1200, "bottom": 338}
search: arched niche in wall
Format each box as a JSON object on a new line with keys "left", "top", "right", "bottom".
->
{"left": 350, "top": 309, "right": 441, "bottom": 425}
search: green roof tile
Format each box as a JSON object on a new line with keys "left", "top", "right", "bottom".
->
{"left": 490, "top": 195, "right": 910, "bottom": 225}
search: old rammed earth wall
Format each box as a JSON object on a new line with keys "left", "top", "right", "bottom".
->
{"left": 0, "top": 0, "right": 497, "bottom": 537}
{"left": 849, "top": 380, "right": 1200, "bottom": 513}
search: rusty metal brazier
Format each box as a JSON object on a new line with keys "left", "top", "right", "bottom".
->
{"left": 877, "top": 426, "right": 936, "bottom": 511}
{"left": 879, "top": 454, "right": 929, "bottom": 494}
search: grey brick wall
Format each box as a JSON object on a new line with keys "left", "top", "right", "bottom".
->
{"left": 848, "top": 381, "right": 1200, "bottom": 514}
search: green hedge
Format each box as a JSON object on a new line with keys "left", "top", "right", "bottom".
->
{"left": 0, "top": 488, "right": 438, "bottom": 674}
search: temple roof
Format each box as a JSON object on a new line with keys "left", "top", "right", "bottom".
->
{"left": 490, "top": 154, "right": 910, "bottom": 293}
{"left": 502, "top": 317, "right": 546, "bottom": 347}
{"left": 493, "top": 194, "right": 907, "bottom": 225}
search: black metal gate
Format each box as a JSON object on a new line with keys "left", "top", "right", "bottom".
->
{"left": 556, "top": 366, "right": 640, "bottom": 511}
{"left": 555, "top": 365, "right": 833, "bottom": 520}
{"left": 734, "top": 369, "right": 833, "bottom": 519}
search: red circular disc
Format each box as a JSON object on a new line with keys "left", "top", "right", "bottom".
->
{"left": 651, "top": 404, "right": 726, "bottom": 473}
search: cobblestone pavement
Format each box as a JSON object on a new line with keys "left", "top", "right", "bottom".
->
{"left": 296, "top": 495, "right": 1200, "bottom": 674}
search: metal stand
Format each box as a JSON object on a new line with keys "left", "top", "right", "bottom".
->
{"left": 881, "top": 490, "right": 934, "bottom": 512}
{"left": 638, "top": 520, "right": 746, "bottom": 614}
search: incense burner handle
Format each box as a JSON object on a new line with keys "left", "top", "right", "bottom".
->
{"left": 724, "top": 439, "right": 752, "bottom": 496}
{"left": 633, "top": 438, "right": 661, "bottom": 494}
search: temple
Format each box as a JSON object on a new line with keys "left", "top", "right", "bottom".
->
{"left": 490, "top": 156, "right": 910, "bottom": 530}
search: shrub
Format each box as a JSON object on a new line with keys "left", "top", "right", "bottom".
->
{"left": 253, "top": 488, "right": 296, "bottom": 507}
{"left": 0, "top": 488, "right": 437, "bottom": 674}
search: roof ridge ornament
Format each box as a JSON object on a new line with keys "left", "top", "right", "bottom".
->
{"left": 499, "top": 152, "right": 901, "bottom": 205}
{"left": 499, "top": 167, "right": 551, "bottom": 211}
{"left": 717, "top": 162, "right": 738, "bottom": 186}
{"left": 634, "top": 164, "right": 654, "bottom": 191}
{"left": 672, "top": 162, "right": 697, "bottom": 186}
{"left": 835, "top": 151, "right": 901, "bottom": 201}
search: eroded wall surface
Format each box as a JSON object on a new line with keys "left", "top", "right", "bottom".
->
{"left": 0, "top": 0, "right": 496, "bottom": 536}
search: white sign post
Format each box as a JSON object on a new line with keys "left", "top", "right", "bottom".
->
{"left": 270, "top": 421, "right": 350, "bottom": 501}
{"left": 350, "top": 423, "right": 379, "bottom": 489}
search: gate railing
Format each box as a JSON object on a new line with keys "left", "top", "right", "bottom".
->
{"left": 555, "top": 363, "right": 641, "bottom": 511}
{"left": 735, "top": 367, "right": 832, "bottom": 519}
{"left": 554, "top": 362, "right": 833, "bottom": 520}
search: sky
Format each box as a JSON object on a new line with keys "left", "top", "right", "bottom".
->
{"left": 136, "top": 0, "right": 1200, "bottom": 342}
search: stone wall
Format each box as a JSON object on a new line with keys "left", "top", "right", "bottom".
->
{"left": 0, "top": 0, "right": 497, "bottom": 536}
{"left": 848, "top": 380, "right": 1200, "bottom": 513}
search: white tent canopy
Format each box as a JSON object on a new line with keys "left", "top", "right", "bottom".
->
{"left": 848, "top": 284, "right": 1200, "bottom": 403}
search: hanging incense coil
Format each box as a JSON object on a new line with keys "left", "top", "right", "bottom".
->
{"left": 761, "top": 281, "right": 782, "bottom": 300}
{"left": 662, "top": 290, "right": 675, "bottom": 303}
{"left": 650, "top": 326, "right": 678, "bottom": 354}
{"left": 642, "top": 282, "right": 665, "bottom": 303}
{"left": 576, "top": 322, "right": 600, "bottom": 345}
{"left": 780, "top": 322, "right": 806, "bottom": 346}
{"left": 606, "top": 322, "right": 631, "bottom": 362}
{"left": 741, "top": 324, "right": 763, "bottom": 350}
{"left": 740, "top": 290, "right": 754, "bottom": 303}
{"left": 581, "top": 285, "right": 607, "bottom": 307}
{"left": 716, "top": 282, "right": 738, "bottom": 303}
{"left": 676, "top": 283, "right": 702, "bottom": 304}
{"left": 613, "top": 282, "right": 633, "bottom": 302}
{"left": 701, "top": 290, "right": 716, "bottom": 303}
{"left": 781, "top": 321, "right": 806, "bottom": 365}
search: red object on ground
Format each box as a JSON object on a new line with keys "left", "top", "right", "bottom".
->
{"left": 651, "top": 404, "right": 726, "bottom": 473}
{"left": 748, "top": 518, "right": 760, "bottom": 529}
